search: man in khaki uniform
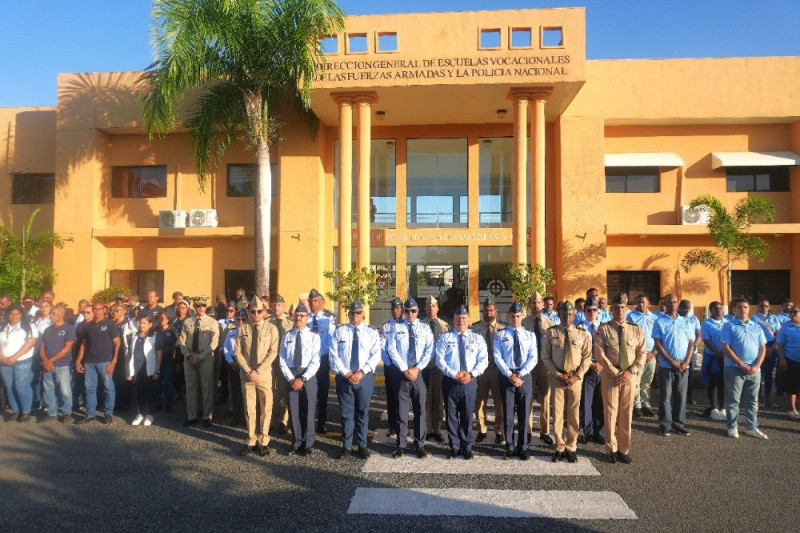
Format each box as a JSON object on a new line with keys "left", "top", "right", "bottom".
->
{"left": 268, "top": 294, "right": 292, "bottom": 433}
{"left": 594, "top": 294, "right": 647, "bottom": 464}
{"left": 235, "top": 296, "right": 280, "bottom": 456}
{"left": 542, "top": 300, "right": 592, "bottom": 462}
{"left": 471, "top": 296, "right": 506, "bottom": 444}
{"left": 422, "top": 295, "right": 449, "bottom": 442}
{"left": 522, "top": 292, "right": 554, "bottom": 445}
{"left": 179, "top": 296, "right": 220, "bottom": 428}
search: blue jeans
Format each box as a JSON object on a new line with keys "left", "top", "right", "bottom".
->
{"left": 658, "top": 367, "right": 688, "bottom": 430}
{"left": 0, "top": 357, "right": 34, "bottom": 414}
{"left": 84, "top": 362, "right": 115, "bottom": 417}
{"left": 725, "top": 366, "right": 760, "bottom": 431}
{"left": 42, "top": 365, "right": 73, "bottom": 417}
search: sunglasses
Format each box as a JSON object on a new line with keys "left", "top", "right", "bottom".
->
{"left": 403, "top": 309, "right": 419, "bottom": 314}
{"left": 194, "top": 304, "right": 206, "bottom": 308}
{"left": 294, "top": 314, "right": 308, "bottom": 319}
{"left": 250, "top": 310, "right": 262, "bottom": 315}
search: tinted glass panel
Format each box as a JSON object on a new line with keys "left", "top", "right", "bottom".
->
{"left": 111, "top": 166, "right": 167, "bottom": 198}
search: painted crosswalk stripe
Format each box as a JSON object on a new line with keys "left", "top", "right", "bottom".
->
{"left": 348, "top": 488, "right": 636, "bottom": 519}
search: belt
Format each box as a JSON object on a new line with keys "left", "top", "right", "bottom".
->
{"left": 292, "top": 367, "right": 307, "bottom": 377}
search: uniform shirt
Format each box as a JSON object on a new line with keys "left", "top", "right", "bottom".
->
{"left": 279, "top": 327, "right": 321, "bottom": 382}
{"left": 179, "top": 314, "right": 220, "bottom": 360}
{"left": 594, "top": 321, "right": 647, "bottom": 376}
{"left": 386, "top": 319, "right": 434, "bottom": 372}
{"left": 222, "top": 326, "right": 238, "bottom": 364}
{"left": 521, "top": 313, "right": 554, "bottom": 357}
{"left": 777, "top": 311, "right": 792, "bottom": 326}
{"left": 721, "top": 318, "right": 766, "bottom": 367}
{"left": 141, "top": 305, "right": 165, "bottom": 321}
{"left": 154, "top": 327, "right": 178, "bottom": 361}
{"left": 42, "top": 322, "right": 77, "bottom": 367}
{"left": 576, "top": 319, "right": 601, "bottom": 361}
{"left": 753, "top": 312, "right": 781, "bottom": 343}
{"left": 0, "top": 322, "right": 38, "bottom": 360}
{"left": 652, "top": 315, "right": 694, "bottom": 368}
{"left": 683, "top": 314, "right": 702, "bottom": 354}
{"left": 627, "top": 309, "right": 657, "bottom": 352}
{"left": 234, "top": 320, "right": 280, "bottom": 374}
{"left": 541, "top": 325, "right": 592, "bottom": 378}
{"left": 574, "top": 308, "right": 612, "bottom": 325}
{"left": 701, "top": 318, "right": 727, "bottom": 357}
{"left": 777, "top": 322, "right": 800, "bottom": 362}
{"left": 435, "top": 329, "right": 489, "bottom": 379}
{"left": 543, "top": 310, "right": 561, "bottom": 325}
{"left": 470, "top": 319, "right": 506, "bottom": 365}
{"left": 81, "top": 318, "right": 120, "bottom": 364}
{"left": 268, "top": 314, "right": 292, "bottom": 340}
{"left": 380, "top": 318, "right": 402, "bottom": 367}
{"left": 330, "top": 322, "right": 382, "bottom": 376}
{"left": 422, "top": 316, "right": 450, "bottom": 368}
{"left": 493, "top": 326, "right": 537, "bottom": 377}
{"left": 309, "top": 309, "right": 336, "bottom": 361}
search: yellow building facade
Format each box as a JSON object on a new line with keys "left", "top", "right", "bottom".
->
{"left": 1, "top": 7, "right": 799, "bottom": 325}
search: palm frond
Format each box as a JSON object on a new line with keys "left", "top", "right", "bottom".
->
{"left": 680, "top": 248, "right": 724, "bottom": 273}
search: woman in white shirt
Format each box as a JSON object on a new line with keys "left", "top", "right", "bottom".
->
{"left": 31, "top": 300, "right": 53, "bottom": 410}
{"left": 125, "top": 315, "right": 161, "bottom": 426}
{"left": 0, "top": 305, "right": 39, "bottom": 422}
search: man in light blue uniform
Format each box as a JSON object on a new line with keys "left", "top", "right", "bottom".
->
{"left": 576, "top": 299, "right": 605, "bottom": 445}
{"left": 777, "top": 298, "right": 794, "bottom": 326}
{"left": 494, "top": 302, "right": 537, "bottom": 460}
{"left": 678, "top": 299, "right": 702, "bottom": 405}
{"left": 652, "top": 294, "right": 695, "bottom": 437}
{"left": 700, "top": 302, "right": 728, "bottom": 420}
{"left": 753, "top": 298, "right": 781, "bottom": 406}
{"left": 380, "top": 297, "right": 404, "bottom": 438}
{"left": 721, "top": 298, "right": 768, "bottom": 439}
{"left": 387, "top": 297, "right": 434, "bottom": 458}
{"left": 279, "top": 303, "right": 321, "bottom": 455}
{"left": 543, "top": 297, "right": 560, "bottom": 324}
{"left": 435, "top": 305, "right": 488, "bottom": 460}
{"left": 628, "top": 294, "right": 657, "bottom": 418}
{"left": 330, "top": 299, "right": 382, "bottom": 459}
{"left": 307, "top": 288, "right": 336, "bottom": 434}
{"left": 574, "top": 288, "right": 612, "bottom": 324}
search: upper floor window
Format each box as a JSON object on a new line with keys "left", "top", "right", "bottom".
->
{"left": 605, "top": 167, "right": 659, "bottom": 193}
{"left": 726, "top": 166, "right": 789, "bottom": 192}
{"left": 12, "top": 174, "right": 55, "bottom": 204}
{"left": 111, "top": 166, "right": 167, "bottom": 198}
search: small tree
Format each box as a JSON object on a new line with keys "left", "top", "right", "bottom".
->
{"left": 680, "top": 195, "right": 775, "bottom": 304}
{"left": 506, "top": 264, "right": 554, "bottom": 311}
{"left": 0, "top": 209, "right": 63, "bottom": 301}
{"left": 92, "top": 286, "right": 131, "bottom": 304}
{"left": 323, "top": 267, "right": 377, "bottom": 310}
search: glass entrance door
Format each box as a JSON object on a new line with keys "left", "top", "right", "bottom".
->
{"left": 406, "top": 246, "right": 468, "bottom": 323}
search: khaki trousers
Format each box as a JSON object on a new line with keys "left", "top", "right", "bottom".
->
{"left": 425, "top": 366, "right": 444, "bottom": 434}
{"left": 550, "top": 375, "right": 582, "bottom": 452}
{"left": 530, "top": 361, "right": 551, "bottom": 435}
{"left": 184, "top": 355, "right": 215, "bottom": 420}
{"left": 602, "top": 371, "right": 636, "bottom": 455}
{"left": 475, "top": 364, "right": 504, "bottom": 434}
{"left": 272, "top": 361, "right": 289, "bottom": 426}
{"left": 242, "top": 370, "right": 274, "bottom": 446}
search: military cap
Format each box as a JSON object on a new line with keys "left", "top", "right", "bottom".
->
{"left": 509, "top": 301, "right": 524, "bottom": 314}
{"left": 193, "top": 296, "right": 209, "bottom": 306}
{"left": 391, "top": 297, "right": 403, "bottom": 309}
{"left": 227, "top": 301, "right": 237, "bottom": 309}
{"left": 611, "top": 293, "right": 628, "bottom": 305}
{"left": 531, "top": 291, "right": 544, "bottom": 302}
{"left": 454, "top": 305, "right": 469, "bottom": 316}
{"left": 404, "top": 297, "right": 419, "bottom": 309}
{"left": 558, "top": 300, "right": 575, "bottom": 312}
{"left": 349, "top": 299, "right": 363, "bottom": 313}
{"left": 250, "top": 295, "right": 265, "bottom": 310}
{"left": 308, "top": 288, "right": 323, "bottom": 300}
{"left": 483, "top": 296, "right": 496, "bottom": 308}
{"left": 295, "top": 303, "right": 309, "bottom": 315}
{"left": 274, "top": 294, "right": 285, "bottom": 303}
{"left": 584, "top": 298, "right": 599, "bottom": 308}
{"left": 425, "top": 295, "right": 438, "bottom": 305}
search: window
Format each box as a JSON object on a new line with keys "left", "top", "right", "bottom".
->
{"left": 407, "top": 138, "right": 468, "bottom": 228}
{"left": 347, "top": 33, "right": 368, "bottom": 54}
{"left": 333, "top": 139, "right": 397, "bottom": 229}
{"left": 407, "top": 246, "right": 468, "bottom": 320}
{"left": 321, "top": 35, "right": 338, "bottom": 54}
{"left": 110, "top": 270, "right": 164, "bottom": 300}
{"left": 12, "top": 174, "right": 54, "bottom": 204}
{"left": 726, "top": 166, "right": 790, "bottom": 192}
{"left": 479, "top": 246, "right": 514, "bottom": 322}
{"left": 479, "top": 29, "right": 501, "bottom": 50}
{"left": 227, "top": 164, "right": 279, "bottom": 197}
{"left": 541, "top": 27, "right": 563, "bottom": 47}
{"left": 605, "top": 167, "right": 660, "bottom": 193}
{"left": 607, "top": 271, "right": 660, "bottom": 304}
{"left": 377, "top": 32, "right": 398, "bottom": 52}
{"left": 111, "top": 166, "right": 167, "bottom": 198}
{"left": 731, "top": 270, "right": 790, "bottom": 304}
{"left": 510, "top": 28, "right": 532, "bottom": 48}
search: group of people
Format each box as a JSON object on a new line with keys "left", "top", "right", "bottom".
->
{"left": 1, "top": 285, "right": 798, "bottom": 464}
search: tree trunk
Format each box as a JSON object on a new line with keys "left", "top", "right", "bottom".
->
{"left": 254, "top": 139, "right": 272, "bottom": 298}
{"left": 726, "top": 258, "right": 733, "bottom": 306}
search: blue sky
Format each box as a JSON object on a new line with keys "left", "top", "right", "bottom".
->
{"left": 1, "top": 0, "right": 799, "bottom": 107}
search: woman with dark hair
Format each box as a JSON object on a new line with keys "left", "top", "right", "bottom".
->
{"left": 126, "top": 315, "right": 161, "bottom": 426}
{"left": 701, "top": 301, "right": 728, "bottom": 420}
{"left": 153, "top": 311, "right": 178, "bottom": 412}
{"left": 777, "top": 308, "right": 800, "bottom": 420}
{"left": 0, "top": 305, "right": 39, "bottom": 421}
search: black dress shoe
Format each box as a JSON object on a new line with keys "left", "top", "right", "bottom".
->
{"left": 591, "top": 435, "right": 606, "bottom": 445}
{"left": 701, "top": 407, "right": 713, "bottom": 418}
{"left": 641, "top": 406, "right": 655, "bottom": 417}
{"left": 659, "top": 426, "right": 671, "bottom": 437}
{"left": 503, "top": 450, "right": 514, "bottom": 460}
{"left": 18, "top": 413, "right": 31, "bottom": 423}
{"left": 257, "top": 444, "right": 270, "bottom": 456}
{"left": 633, "top": 407, "right": 643, "bottom": 418}
{"left": 302, "top": 447, "right": 313, "bottom": 456}
{"left": 287, "top": 447, "right": 302, "bottom": 456}
{"left": 551, "top": 451, "right": 563, "bottom": 462}
{"left": 495, "top": 434, "right": 504, "bottom": 445}
{"left": 566, "top": 451, "right": 578, "bottom": 463}
{"left": 58, "top": 413, "right": 70, "bottom": 423}
{"left": 671, "top": 426, "right": 690, "bottom": 436}
{"left": 416, "top": 447, "right": 428, "bottom": 459}
{"left": 230, "top": 418, "right": 242, "bottom": 427}
{"left": 687, "top": 398, "right": 697, "bottom": 406}
{"left": 184, "top": 418, "right": 198, "bottom": 428}
{"left": 475, "top": 432, "right": 487, "bottom": 443}
{"left": 540, "top": 433, "right": 554, "bottom": 445}
{"left": 433, "top": 432, "right": 445, "bottom": 443}
{"left": 76, "top": 416, "right": 96, "bottom": 425}
{"left": 357, "top": 447, "right": 370, "bottom": 459}
{"left": 239, "top": 445, "right": 256, "bottom": 456}
{"left": 392, "top": 447, "right": 404, "bottom": 458}
{"left": 103, "top": 415, "right": 113, "bottom": 425}
{"left": 335, "top": 448, "right": 350, "bottom": 460}
{"left": 279, "top": 423, "right": 289, "bottom": 434}
{"left": 607, "top": 451, "right": 617, "bottom": 463}
{"left": 444, "top": 449, "right": 456, "bottom": 459}
{"left": 617, "top": 452, "right": 633, "bottom": 464}
{"left": 577, "top": 435, "right": 589, "bottom": 445}
{"left": 517, "top": 449, "right": 530, "bottom": 461}
{"left": 463, "top": 449, "right": 474, "bottom": 460}
{"left": 317, "top": 423, "right": 328, "bottom": 435}
{"left": 202, "top": 419, "right": 213, "bottom": 428}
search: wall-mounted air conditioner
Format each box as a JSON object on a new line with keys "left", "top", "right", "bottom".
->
{"left": 188, "top": 209, "right": 218, "bottom": 228}
{"left": 159, "top": 210, "right": 187, "bottom": 228}
{"left": 680, "top": 205, "right": 710, "bottom": 226}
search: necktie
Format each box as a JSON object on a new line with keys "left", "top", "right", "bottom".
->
{"left": 513, "top": 329, "right": 522, "bottom": 368}
{"left": 350, "top": 326, "right": 360, "bottom": 372}
{"left": 618, "top": 324, "right": 629, "bottom": 370}
{"left": 250, "top": 322, "right": 259, "bottom": 366}
{"left": 563, "top": 328, "right": 577, "bottom": 373}
{"left": 293, "top": 331, "right": 303, "bottom": 368}
{"left": 459, "top": 333, "right": 467, "bottom": 372}
{"left": 408, "top": 323, "right": 416, "bottom": 366}
{"left": 485, "top": 324, "right": 494, "bottom": 364}
{"left": 534, "top": 317, "right": 543, "bottom": 356}
{"left": 312, "top": 315, "right": 318, "bottom": 332}
{"left": 191, "top": 318, "right": 200, "bottom": 352}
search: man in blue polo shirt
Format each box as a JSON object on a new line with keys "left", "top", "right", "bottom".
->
{"left": 75, "top": 302, "right": 121, "bottom": 425}
{"left": 721, "top": 297, "right": 768, "bottom": 439}
{"left": 628, "top": 294, "right": 657, "bottom": 418}
{"left": 40, "top": 304, "right": 76, "bottom": 422}
{"left": 652, "top": 294, "right": 695, "bottom": 437}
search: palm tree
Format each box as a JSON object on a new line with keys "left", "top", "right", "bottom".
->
{"left": 680, "top": 194, "right": 775, "bottom": 304}
{"left": 139, "top": 0, "right": 344, "bottom": 296}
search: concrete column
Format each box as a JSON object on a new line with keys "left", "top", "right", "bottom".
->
{"left": 508, "top": 91, "right": 530, "bottom": 265}
{"left": 355, "top": 96, "right": 376, "bottom": 271}
{"left": 334, "top": 96, "right": 354, "bottom": 276}
{"left": 530, "top": 89, "right": 552, "bottom": 267}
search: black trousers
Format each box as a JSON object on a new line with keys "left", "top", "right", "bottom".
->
{"left": 227, "top": 363, "right": 243, "bottom": 423}
{"left": 500, "top": 373, "right": 532, "bottom": 451}
{"left": 385, "top": 363, "right": 400, "bottom": 432}
{"left": 133, "top": 363, "right": 155, "bottom": 416}
{"left": 288, "top": 376, "right": 317, "bottom": 449}
{"left": 442, "top": 376, "right": 477, "bottom": 452}
{"left": 315, "top": 357, "right": 330, "bottom": 426}
{"left": 394, "top": 366, "right": 427, "bottom": 449}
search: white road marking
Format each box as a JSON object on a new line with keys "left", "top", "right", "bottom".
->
{"left": 348, "top": 488, "right": 636, "bottom": 519}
